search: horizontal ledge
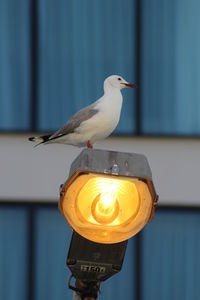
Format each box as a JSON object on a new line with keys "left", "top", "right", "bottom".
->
{"left": 1, "top": 134, "right": 200, "bottom": 207}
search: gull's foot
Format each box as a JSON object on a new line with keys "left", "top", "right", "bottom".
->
{"left": 87, "top": 140, "right": 93, "bottom": 149}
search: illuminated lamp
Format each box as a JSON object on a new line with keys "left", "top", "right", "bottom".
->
{"left": 59, "top": 149, "right": 157, "bottom": 244}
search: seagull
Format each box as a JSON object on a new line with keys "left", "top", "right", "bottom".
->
{"left": 29, "top": 75, "right": 136, "bottom": 148}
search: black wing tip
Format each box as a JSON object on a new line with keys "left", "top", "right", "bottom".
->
{"left": 29, "top": 137, "right": 35, "bottom": 142}
{"left": 28, "top": 134, "right": 52, "bottom": 144}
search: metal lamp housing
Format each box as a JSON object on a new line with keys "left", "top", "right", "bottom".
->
{"left": 59, "top": 149, "right": 158, "bottom": 244}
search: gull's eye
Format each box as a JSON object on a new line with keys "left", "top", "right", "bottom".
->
{"left": 118, "top": 77, "right": 121, "bottom": 81}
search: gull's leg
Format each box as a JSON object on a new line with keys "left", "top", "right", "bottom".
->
{"left": 87, "top": 140, "right": 93, "bottom": 149}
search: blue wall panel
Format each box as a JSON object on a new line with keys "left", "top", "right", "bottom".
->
{"left": 0, "top": 207, "right": 29, "bottom": 300}
{"left": 0, "top": 0, "right": 31, "bottom": 130}
{"left": 1, "top": 205, "right": 200, "bottom": 300}
{"left": 34, "top": 207, "right": 72, "bottom": 300}
{"left": 37, "top": 0, "right": 136, "bottom": 134}
{"left": 142, "top": 210, "right": 200, "bottom": 300}
{"left": 1, "top": 0, "right": 200, "bottom": 135}
{"left": 141, "top": 0, "right": 200, "bottom": 134}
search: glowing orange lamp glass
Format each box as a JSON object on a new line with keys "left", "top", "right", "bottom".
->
{"left": 59, "top": 171, "right": 156, "bottom": 244}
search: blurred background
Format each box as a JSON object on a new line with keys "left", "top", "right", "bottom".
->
{"left": 1, "top": 0, "right": 200, "bottom": 299}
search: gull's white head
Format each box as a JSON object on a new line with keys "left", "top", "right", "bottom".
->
{"left": 104, "top": 75, "right": 136, "bottom": 92}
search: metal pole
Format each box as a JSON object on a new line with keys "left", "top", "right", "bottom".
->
{"left": 73, "top": 293, "right": 96, "bottom": 300}
{"left": 71, "top": 279, "right": 100, "bottom": 300}
{"left": 72, "top": 292, "right": 81, "bottom": 300}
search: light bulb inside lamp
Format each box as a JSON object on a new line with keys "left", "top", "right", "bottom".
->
{"left": 91, "top": 189, "right": 119, "bottom": 224}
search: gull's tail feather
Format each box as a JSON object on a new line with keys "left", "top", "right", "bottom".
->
{"left": 28, "top": 134, "right": 51, "bottom": 147}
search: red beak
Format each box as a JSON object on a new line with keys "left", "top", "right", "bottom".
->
{"left": 124, "top": 83, "right": 137, "bottom": 88}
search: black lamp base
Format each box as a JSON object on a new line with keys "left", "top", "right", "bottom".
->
{"left": 67, "top": 231, "right": 127, "bottom": 299}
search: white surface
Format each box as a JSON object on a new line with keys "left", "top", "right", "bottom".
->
{"left": 1, "top": 134, "right": 200, "bottom": 206}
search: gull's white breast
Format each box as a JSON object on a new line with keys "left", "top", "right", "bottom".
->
{"left": 77, "top": 91, "right": 123, "bottom": 143}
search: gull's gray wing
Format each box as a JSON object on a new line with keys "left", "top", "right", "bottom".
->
{"left": 48, "top": 104, "right": 99, "bottom": 141}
